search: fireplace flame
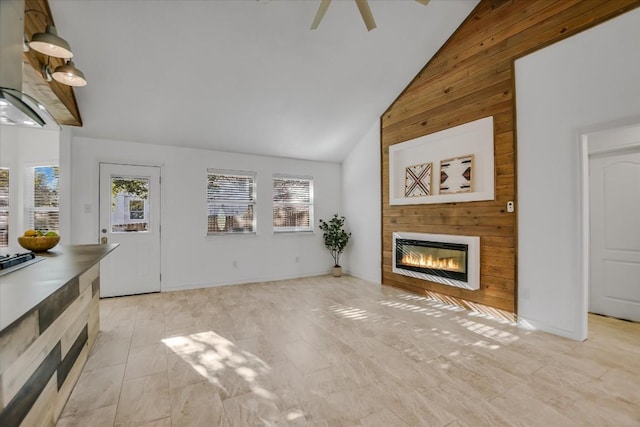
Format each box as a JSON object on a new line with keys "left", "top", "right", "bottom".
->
{"left": 401, "top": 253, "right": 461, "bottom": 272}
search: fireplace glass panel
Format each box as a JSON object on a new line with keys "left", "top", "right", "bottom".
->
{"left": 396, "top": 239, "right": 468, "bottom": 282}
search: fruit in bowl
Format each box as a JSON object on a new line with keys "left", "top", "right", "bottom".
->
{"left": 18, "top": 230, "right": 60, "bottom": 252}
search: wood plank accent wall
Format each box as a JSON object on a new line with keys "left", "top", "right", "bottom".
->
{"left": 380, "top": 0, "right": 640, "bottom": 312}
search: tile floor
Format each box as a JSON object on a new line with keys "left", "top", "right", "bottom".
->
{"left": 56, "top": 275, "right": 640, "bottom": 426}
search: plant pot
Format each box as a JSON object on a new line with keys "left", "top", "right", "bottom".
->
{"left": 332, "top": 266, "right": 342, "bottom": 277}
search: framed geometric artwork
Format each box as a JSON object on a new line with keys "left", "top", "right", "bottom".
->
{"left": 405, "top": 162, "right": 432, "bottom": 197}
{"left": 389, "top": 116, "right": 494, "bottom": 205}
{"left": 440, "top": 154, "right": 474, "bottom": 194}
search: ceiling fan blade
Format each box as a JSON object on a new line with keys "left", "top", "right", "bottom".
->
{"left": 355, "top": 0, "right": 376, "bottom": 31}
{"left": 311, "top": 0, "right": 332, "bottom": 30}
{"left": 415, "top": 0, "right": 431, "bottom": 5}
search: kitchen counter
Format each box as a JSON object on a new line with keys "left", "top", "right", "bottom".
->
{"left": 0, "top": 244, "right": 118, "bottom": 426}
{"left": 0, "top": 244, "right": 118, "bottom": 332}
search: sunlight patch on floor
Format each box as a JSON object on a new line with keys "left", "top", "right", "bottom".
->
{"left": 451, "top": 317, "right": 519, "bottom": 344}
{"left": 328, "top": 305, "right": 370, "bottom": 320}
{"left": 162, "top": 331, "right": 273, "bottom": 397}
{"left": 378, "top": 300, "right": 449, "bottom": 317}
{"left": 286, "top": 410, "right": 305, "bottom": 421}
{"left": 396, "top": 293, "right": 467, "bottom": 312}
{"left": 398, "top": 292, "right": 517, "bottom": 325}
{"left": 464, "top": 301, "right": 517, "bottom": 324}
{"left": 517, "top": 318, "right": 537, "bottom": 331}
{"left": 471, "top": 340, "right": 501, "bottom": 350}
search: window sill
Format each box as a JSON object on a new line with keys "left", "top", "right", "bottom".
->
{"left": 273, "top": 230, "right": 315, "bottom": 235}
{"left": 206, "top": 231, "right": 257, "bottom": 237}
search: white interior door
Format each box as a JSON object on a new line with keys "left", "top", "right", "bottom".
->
{"left": 589, "top": 150, "right": 640, "bottom": 321}
{"left": 99, "top": 163, "right": 161, "bottom": 297}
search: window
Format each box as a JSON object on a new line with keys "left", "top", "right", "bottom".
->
{"left": 29, "top": 165, "right": 59, "bottom": 233}
{"left": 111, "top": 176, "right": 149, "bottom": 232}
{"left": 0, "top": 168, "right": 9, "bottom": 247}
{"left": 273, "top": 175, "right": 313, "bottom": 232}
{"left": 207, "top": 169, "right": 256, "bottom": 234}
{"left": 129, "top": 199, "right": 145, "bottom": 220}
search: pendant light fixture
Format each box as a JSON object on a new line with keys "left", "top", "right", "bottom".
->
{"left": 52, "top": 60, "right": 87, "bottom": 87}
{"left": 24, "top": 8, "right": 87, "bottom": 87}
{"left": 28, "top": 25, "right": 73, "bottom": 59}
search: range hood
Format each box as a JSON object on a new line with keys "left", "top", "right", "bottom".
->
{"left": 0, "top": 86, "right": 56, "bottom": 128}
{"left": 0, "top": 0, "right": 58, "bottom": 130}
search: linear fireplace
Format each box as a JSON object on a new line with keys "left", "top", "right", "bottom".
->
{"left": 392, "top": 232, "right": 480, "bottom": 290}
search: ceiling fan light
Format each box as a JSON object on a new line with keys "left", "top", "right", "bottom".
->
{"left": 52, "top": 60, "right": 87, "bottom": 87}
{"left": 29, "top": 25, "right": 73, "bottom": 59}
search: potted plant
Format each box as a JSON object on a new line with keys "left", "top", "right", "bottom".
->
{"left": 318, "top": 214, "right": 351, "bottom": 277}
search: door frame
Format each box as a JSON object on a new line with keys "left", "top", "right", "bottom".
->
{"left": 98, "top": 160, "right": 163, "bottom": 292}
{"left": 579, "top": 117, "right": 640, "bottom": 337}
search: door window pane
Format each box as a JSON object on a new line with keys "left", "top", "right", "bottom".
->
{"left": 129, "top": 200, "right": 145, "bottom": 220}
{"left": 111, "top": 177, "right": 150, "bottom": 232}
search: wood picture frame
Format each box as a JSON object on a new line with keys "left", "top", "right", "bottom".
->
{"left": 439, "top": 154, "right": 474, "bottom": 194}
{"left": 404, "top": 162, "right": 432, "bottom": 197}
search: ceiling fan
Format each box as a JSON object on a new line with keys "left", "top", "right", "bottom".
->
{"left": 311, "top": 0, "right": 430, "bottom": 31}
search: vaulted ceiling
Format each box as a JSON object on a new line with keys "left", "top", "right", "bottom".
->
{"left": 49, "top": 0, "right": 478, "bottom": 162}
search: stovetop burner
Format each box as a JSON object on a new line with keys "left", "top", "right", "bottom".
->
{"left": 0, "top": 252, "right": 42, "bottom": 276}
{"left": 0, "top": 252, "right": 36, "bottom": 269}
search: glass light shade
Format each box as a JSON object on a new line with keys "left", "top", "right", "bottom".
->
{"left": 52, "top": 61, "right": 87, "bottom": 87}
{"left": 29, "top": 25, "right": 73, "bottom": 59}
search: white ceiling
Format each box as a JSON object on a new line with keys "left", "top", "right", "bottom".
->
{"left": 50, "top": 0, "right": 478, "bottom": 162}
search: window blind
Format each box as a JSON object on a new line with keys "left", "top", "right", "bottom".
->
{"left": 273, "top": 175, "right": 313, "bottom": 232}
{"left": 0, "top": 168, "right": 9, "bottom": 247}
{"left": 207, "top": 169, "right": 256, "bottom": 234}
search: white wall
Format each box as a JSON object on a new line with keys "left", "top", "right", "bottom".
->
{"left": 0, "top": 125, "right": 60, "bottom": 244}
{"left": 69, "top": 137, "right": 342, "bottom": 291}
{"left": 341, "top": 119, "right": 381, "bottom": 283}
{"left": 515, "top": 8, "right": 640, "bottom": 340}
{"left": 59, "top": 127, "right": 72, "bottom": 244}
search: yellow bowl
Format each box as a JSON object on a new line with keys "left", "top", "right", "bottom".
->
{"left": 17, "top": 236, "right": 60, "bottom": 252}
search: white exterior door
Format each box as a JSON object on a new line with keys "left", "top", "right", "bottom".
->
{"left": 99, "top": 163, "right": 161, "bottom": 297}
{"left": 589, "top": 150, "right": 640, "bottom": 321}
